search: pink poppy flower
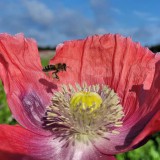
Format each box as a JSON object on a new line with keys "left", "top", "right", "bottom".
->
{"left": 0, "top": 33, "right": 160, "bottom": 160}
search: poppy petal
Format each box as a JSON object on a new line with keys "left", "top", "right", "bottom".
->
{"left": 0, "top": 124, "right": 63, "bottom": 160}
{"left": 92, "top": 63, "right": 160, "bottom": 154}
{"left": 0, "top": 125, "right": 116, "bottom": 160}
{"left": 68, "top": 140, "right": 116, "bottom": 160}
{"left": 50, "top": 34, "right": 160, "bottom": 153}
{"left": 92, "top": 62, "right": 160, "bottom": 154}
{"left": 126, "top": 59, "right": 160, "bottom": 147}
{"left": 90, "top": 112, "right": 152, "bottom": 155}
{"left": 0, "top": 33, "right": 56, "bottom": 135}
{"left": 51, "top": 34, "right": 156, "bottom": 113}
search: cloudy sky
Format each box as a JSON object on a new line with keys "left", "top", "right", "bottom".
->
{"left": 0, "top": 0, "right": 160, "bottom": 47}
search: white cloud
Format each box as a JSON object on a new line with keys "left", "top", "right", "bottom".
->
{"left": 111, "top": 7, "right": 123, "bottom": 15}
{"left": 22, "top": 0, "right": 54, "bottom": 25}
{"left": 110, "top": 24, "right": 160, "bottom": 46}
{"left": 95, "top": 28, "right": 108, "bottom": 34}
{"left": 53, "top": 8, "right": 94, "bottom": 37}
{"left": 0, "top": 0, "right": 159, "bottom": 47}
{"left": 147, "top": 17, "right": 160, "bottom": 22}
{"left": 133, "top": 10, "right": 160, "bottom": 23}
{"left": 89, "top": 0, "right": 112, "bottom": 25}
{"left": 133, "top": 10, "right": 149, "bottom": 18}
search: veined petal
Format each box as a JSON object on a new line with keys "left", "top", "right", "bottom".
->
{"left": 0, "top": 33, "right": 56, "bottom": 135}
{"left": 51, "top": 34, "right": 157, "bottom": 113}
{"left": 91, "top": 110, "right": 153, "bottom": 154}
{"left": 92, "top": 63, "right": 160, "bottom": 154}
{"left": 126, "top": 59, "right": 160, "bottom": 147}
{"left": 91, "top": 60, "right": 160, "bottom": 154}
{"left": 0, "top": 124, "right": 59, "bottom": 160}
{"left": 0, "top": 125, "right": 115, "bottom": 160}
{"left": 70, "top": 141, "right": 116, "bottom": 160}
{"left": 50, "top": 34, "right": 160, "bottom": 153}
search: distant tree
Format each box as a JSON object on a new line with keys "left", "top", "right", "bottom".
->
{"left": 38, "top": 46, "right": 56, "bottom": 51}
{"left": 149, "top": 44, "right": 160, "bottom": 53}
{"left": 38, "top": 44, "right": 160, "bottom": 52}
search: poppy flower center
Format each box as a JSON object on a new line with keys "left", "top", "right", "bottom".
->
{"left": 43, "top": 83, "right": 124, "bottom": 141}
{"left": 70, "top": 91, "right": 102, "bottom": 114}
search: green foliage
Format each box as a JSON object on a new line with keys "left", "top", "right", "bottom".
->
{"left": 41, "top": 57, "right": 50, "bottom": 66}
{"left": 116, "top": 137, "right": 160, "bottom": 159}
{"left": 0, "top": 81, "right": 14, "bottom": 124}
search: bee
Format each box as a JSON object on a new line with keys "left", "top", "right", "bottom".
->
{"left": 42, "top": 63, "right": 67, "bottom": 79}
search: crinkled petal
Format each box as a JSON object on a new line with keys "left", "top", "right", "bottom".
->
{"left": 50, "top": 34, "right": 160, "bottom": 153}
{"left": 0, "top": 33, "right": 57, "bottom": 135}
{"left": 51, "top": 34, "right": 157, "bottom": 113}
{"left": 91, "top": 110, "right": 153, "bottom": 154}
{"left": 92, "top": 60, "right": 160, "bottom": 154}
{"left": 0, "top": 125, "right": 115, "bottom": 160}
{"left": 66, "top": 140, "right": 116, "bottom": 160}
{"left": 126, "top": 59, "right": 160, "bottom": 147}
{"left": 0, "top": 125, "right": 64, "bottom": 160}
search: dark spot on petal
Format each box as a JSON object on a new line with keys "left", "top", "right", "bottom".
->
{"left": 39, "top": 78, "right": 57, "bottom": 94}
{"left": 152, "top": 61, "right": 160, "bottom": 88}
{"left": 130, "top": 84, "right": 148, "bottom": 106}
{"left": 115, "top": 109, "right": 158, "bottom": 151}
{"left": 0, "top": 150, "right": 34, "bottom": 160}
{"left": 132, "top": 136, "right": 150, "bottom": 150}
{"left": 115, "top": 60, "right": 160, "bottom": 151}
{"left": 0, "top": 53, "right": 9, "bottom": 70}
{"left": 21, "top": 92, "right": 45, "bottom": 127}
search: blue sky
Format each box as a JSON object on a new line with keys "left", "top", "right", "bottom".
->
{"left": 0, "top": 0, "right": 160, "bottom": 47}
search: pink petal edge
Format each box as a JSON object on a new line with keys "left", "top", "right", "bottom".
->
{"left": 51, "top": 34, "right": 160, "bottom": 153}
{"left": 0, "top": 125, "right": 116, "bottom": 160}
{"left": 0, "top": 33, "right": 56, "bottom": 135}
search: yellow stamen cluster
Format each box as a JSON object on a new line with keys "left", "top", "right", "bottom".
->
{"left": 70, "top": 91, "right": 102, "bottom": 113}
{"left": 43, "top": 83, "right": 124, "bottom": 141}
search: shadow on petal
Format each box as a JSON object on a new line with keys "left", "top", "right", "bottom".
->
{"left": 115, "top": 60, "right": 160, "bottom": 151}
{"left": 153, "top": 61, "right": 160, "bottom": 88}
{"left": 115, "top": 109, "right": 158, "bottom": 151}
{"left": 0, "top": 150, "right": 34, "bottom": 160}
{"left": 0, "top": 53, "right": 9, "bottom": 70}
{"left": 39, "top": 78, "right": 57, "bottom": 94}
{"left": 130, "top": 84, "right": 148, "bottom": 107}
